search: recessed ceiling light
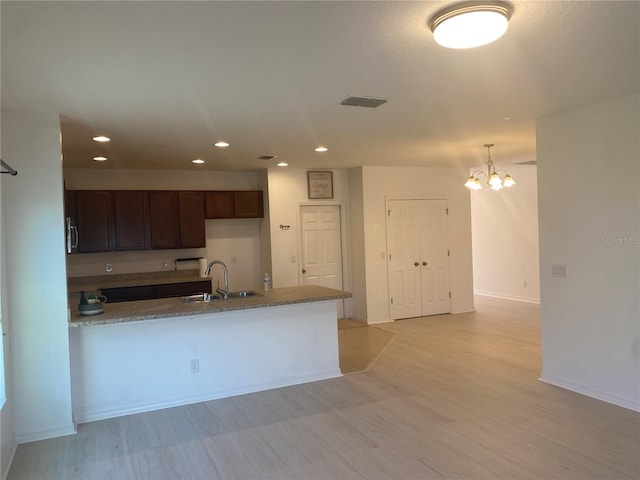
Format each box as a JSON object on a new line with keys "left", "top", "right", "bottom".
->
{"left": 92, "top": 135, "right": 110, "bottom": 142}
{"left": 93, "top": 156, "right": 107, "bottom": 162}
{"left": 192, "top": 159, "right": 205, "bottom": 164}
{"left": 277, "top": 161, "right": 288, "bottom": 167}
{"left": 214, "top": 141, "right": 230, "bottom": 148}
{"left": 429, "top": 1, "right": 512, "bottom": 49}
{"left": 314, "top": 146, "right": 328, "bottom": 153}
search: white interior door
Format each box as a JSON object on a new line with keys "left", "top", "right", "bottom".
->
{"left": 387, "top": 201, "right": 422, "bottom": 320}
{"left": 300, "top": 205, "right": 344, "bottom": 319}
{"left": 387, "top": 199, "right": 450, "bottom": 320}
{"left": 419, "top": 200, "right": 451, "bottom": 316}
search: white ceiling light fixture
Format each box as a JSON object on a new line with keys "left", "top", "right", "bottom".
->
{"left": 92, "top": 156, "right": 107, "bottom": 162}
{"left": 429, "top": 1, "right": 513, "bottom": 49}
{"left": 192, "top": 159, "right": 205, "bottom": 164}
{"left": 464, "top": 143, "right": 515, "bottom": 191}
{"left": 314, "top": 146, "right": 328, "bottom": 152}
{"left": 214, "top": 141, "right": 230, "bottom": 148}
{"left": 277, "top": 161, "right": 288, "bottom": 167}
{"left": 92, "top": 135, "right": 110, "bottom": 142}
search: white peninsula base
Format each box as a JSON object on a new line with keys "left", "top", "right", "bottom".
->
{"left": 69, "top": 300, "right": 340, "bottom": 423}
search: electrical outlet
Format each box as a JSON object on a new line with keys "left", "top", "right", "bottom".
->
{"left": 190, "top": 359, "right": 199, "bottom": 374}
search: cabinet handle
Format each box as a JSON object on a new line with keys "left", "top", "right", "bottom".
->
{"left": 422, "top": 261, "right": 427, "bottom": 266}
{"left": 302, "top": 269, "right": 306, "bottom": 274}
{"left": 414, "top": 262, "right": 419, "bottom": 267}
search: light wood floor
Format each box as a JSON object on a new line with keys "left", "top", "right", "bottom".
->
{"left": 338, "top": 319, "right": 395, "bottom": 374}
{"left": 9, "top": 296, "right": 640, "bottom": 479}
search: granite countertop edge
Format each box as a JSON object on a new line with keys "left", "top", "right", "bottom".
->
{"left": 69, "top": 285, "right": 352, "bottom": 327}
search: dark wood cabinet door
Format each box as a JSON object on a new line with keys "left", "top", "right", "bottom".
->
{"left": 76, "top": 191, "right": 114, "bottom": 253}
{"left": 234, "top": 191, "right": 264, "bottom": 218}
{"left": 113, "top": 191, "right": 150, "bottom": 250}
{"left": 205, "top": 191, "right": 234, "bottom": 218}
{"left": 178, "top": 191, "right": 205, "bottom": 248}
{"left": 149, "top": 191, "right": 179, "bottom": 249}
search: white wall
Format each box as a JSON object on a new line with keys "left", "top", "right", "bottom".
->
{"left": 265, "top": 168, "right": 352, "bottom": 316}
{"left": 0, "top": 109, "right": 17, "bottom": 478}
{"left": 1, "top": 111, "right": 75, "bottom": 442}
{"left": 348, "top": 168, "right": 367, "bottom": 322}
{"left": 70, "top": 301, "right": 341, "bottom": 423}
{"left": 64, "top": 168, "right": 262, "bottom": 291}
{"left": 537, "top": 93, "right": 640, "bottom": 411}
{"left": 471, "top": 164, "right": 540, "bottom": 303}
{"left": 361, "top": 166, "right": 475, "bottom": 324}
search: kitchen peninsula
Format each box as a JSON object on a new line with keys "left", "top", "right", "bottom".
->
{"left": 68, "top": 285, "right": 351, "bottom": 423}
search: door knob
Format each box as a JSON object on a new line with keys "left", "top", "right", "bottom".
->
{"left": 422, "top": 261, "right": 427, "bottom": 266}
{"left": 414, "top": 262, "right": 419, "bottom": 267}
{"left": 302, "top": 269, "right": 306, "bottom": 274}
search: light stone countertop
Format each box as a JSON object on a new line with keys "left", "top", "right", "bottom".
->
{"left": 69, "top": 285, "right": 352, "bottom": 327}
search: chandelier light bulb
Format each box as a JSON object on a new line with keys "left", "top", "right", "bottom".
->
{"left": 503, "top": 174, "right": 516, "bottom": 187}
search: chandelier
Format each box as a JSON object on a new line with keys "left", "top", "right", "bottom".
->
{"left": 464, "top": 144, "right": 515, "bottom": 190}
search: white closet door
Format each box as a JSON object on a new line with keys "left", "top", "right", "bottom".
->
{"left": 387, "top": 199, "right": 450, "bottom": 320}
{"left": 387, "top": 201, "right": 422, "bottom": 320}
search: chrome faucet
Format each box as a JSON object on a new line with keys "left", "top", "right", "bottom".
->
{"left": 204, "top": 260, "right": 229, "bottom": 300}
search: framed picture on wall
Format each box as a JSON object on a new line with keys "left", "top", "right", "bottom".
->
{"left": 307, "top": 171, "right": 333, "bottom": 199}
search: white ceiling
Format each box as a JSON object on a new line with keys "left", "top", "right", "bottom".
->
{"left": 2, "top": 1, "right": 638, "bottom": 172}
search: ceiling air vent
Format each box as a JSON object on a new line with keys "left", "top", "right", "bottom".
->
{"left": 257, "top": 155, "right": 278, "bottom": 160}
{"left": 340, "top": 96, "right": 387, "bottom": 108}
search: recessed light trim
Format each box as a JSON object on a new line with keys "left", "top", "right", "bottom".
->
{"left": 314, "top": 146, "right": 328, "bottom": 153}
{"left": 429, "top": 1, "right": 512, "bottom": 49}
{"left": 93, "top": 156, "right": 107, "bottom": 162}
{"left": 92, "top": 135, "right": 110, "bottom": 142}
{"left": 214, "top": 141, "right": 230, "bottom": 148}
{"left": 192, "top": 159, "right": 205, "bottom": 164}
{"left": 277, "top": 162, "right": 288, "bottom": 167}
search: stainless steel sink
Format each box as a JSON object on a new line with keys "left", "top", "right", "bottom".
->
{"left": 180, "top": 293, "right": 220, "bottom": 303}
{"left": 227, "top": 290, "right": 262, "bottom": 298}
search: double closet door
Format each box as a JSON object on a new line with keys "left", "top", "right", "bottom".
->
{"left": 386, "top": 199, "right": 451, "bottom": 320}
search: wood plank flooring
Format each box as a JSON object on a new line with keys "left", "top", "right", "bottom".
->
{"left": 9, "top": 296, "right": 640, "bottom": 479}
{"left": 338, "top": 319, "right": 395, "bottom": 374}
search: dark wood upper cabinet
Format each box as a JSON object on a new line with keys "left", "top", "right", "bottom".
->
{"left": 205, "top": 191, "right": 234, "bottom": 218}
{"left": 177, "top": 191, "right": 205, "bottom": 248}
{"left": 76, "top": 190, "right": 114, "bottom": 253}
{"left": 113, "top": 191, "right": 150, "bottom": 250}
{"left": 234, "top": 191, "right": 264, "bottom": 218}
{"left": 149, "top": 191, "right": 179, "bottom": 249}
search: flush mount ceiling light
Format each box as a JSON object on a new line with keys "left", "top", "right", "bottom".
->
{"left": 464, "top": 144, "right": 515, "bottom": 191}
{"left": 277, "top": 161, "right": 289, "bottom": 167}
{"left": 192, "top": 159, "right": 205, "bottom": 164}
{"left": 92, "top": 135, "right": 110, "bottom": 142}
{"left": 214, "top": 141, "right": 229, "bottom": 148}
{"left": 429, "top": 1, "right": 512, "bottom": 49}
{"left": 92, "top": 156, "right": 107, "bottom": 162}
{"left": 314, "top": 146, "right": 328, "bottom": 153}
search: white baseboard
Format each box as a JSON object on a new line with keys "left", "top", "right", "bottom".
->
{"left": 538, "top": 375, "right": 640, "bottom": 412}
{"left": 474, "top": 291, "right": 540, "bottom": 304}
{"left": 14, "top": 423, "right": 76, "bottom": 444}
{"left": 73, "top": 369, "right": 342, "bottom": 424}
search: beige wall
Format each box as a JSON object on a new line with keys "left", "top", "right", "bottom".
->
{"left": 537, "top": 93, "right": 639, "bottom": 411}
